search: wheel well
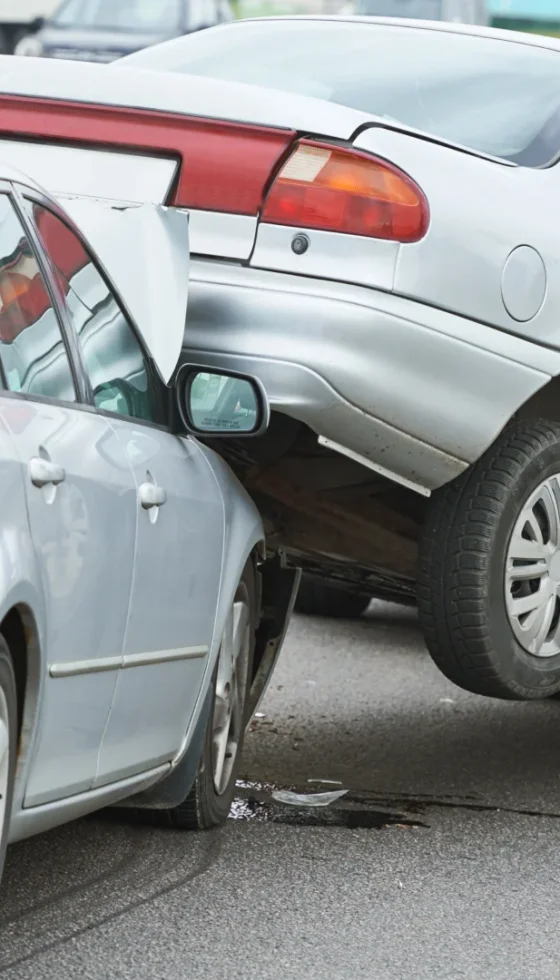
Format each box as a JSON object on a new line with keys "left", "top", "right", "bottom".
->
{"left": 0, "top": 606, "right": 32, "bottom": 738}
{"left": 516, "top": 376, "right": 560, "bottom": 425}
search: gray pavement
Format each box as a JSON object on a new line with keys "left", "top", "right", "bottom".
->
{"left": 2, "top": 604, "right": 560, "bottom": 979}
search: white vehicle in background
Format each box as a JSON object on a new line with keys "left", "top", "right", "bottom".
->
{"left": 0, "top": 0, "right": 58, "bottom": 52}
{"left": 341, "top": 0, "right": 488, "bottom": 23}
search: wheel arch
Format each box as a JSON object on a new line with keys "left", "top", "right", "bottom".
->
{"left": 0, "top": 603, "right": 42, "bottom": 778}
{"left": 514, "top": 374, "right": 560, "bottom": 426}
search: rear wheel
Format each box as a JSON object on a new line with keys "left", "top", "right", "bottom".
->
{"left": 295, "top": 577, "right": 371, "bottom": 619}
{"left": 161, "top": 563, "right": 256, "bottom": 829}
{"left": 418, "top": 420, "right": 560, "bottom": 700}
{"left": 0, "top": 636, "right": 17, "bottom": 887}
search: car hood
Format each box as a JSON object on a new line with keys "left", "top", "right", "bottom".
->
{"left": 38, "top": 26, "right": 176, "bottom": 62}
{"left": 60, "top": 197, "right": 189, "bottom": 384}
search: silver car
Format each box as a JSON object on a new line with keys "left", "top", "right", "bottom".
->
{"left": 2, "top": 17, "right": 560, "bottom": 702}
{"left": 0, "top": 164, "right": 297, "bottom": 888}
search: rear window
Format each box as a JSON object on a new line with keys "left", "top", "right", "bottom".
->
{"left": 122, "top": 20, "right": 560, "bottom": 166}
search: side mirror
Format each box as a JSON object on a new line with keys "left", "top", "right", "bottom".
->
{"left": 29, "top": 16, "right": 45, "bottom": 32}
{"left": 177, "top": 365, "right": 270, "bottom": 438}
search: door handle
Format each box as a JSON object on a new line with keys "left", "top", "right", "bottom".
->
{"left": 29, "top": 457, "right": 66, "bottom": 489}
{"left": 138, "top": 482, "right": 167, "bottom": 510}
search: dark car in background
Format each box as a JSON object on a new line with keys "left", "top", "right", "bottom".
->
{"left": 14, "top": 0, "right": 233, "bottom": 62}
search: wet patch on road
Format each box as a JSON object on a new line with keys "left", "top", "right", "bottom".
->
{"left": 231, "top": 781, "right": 429, "bottom": 829}
{"left": 232, "top": 781, "right": 560, "bottom": 827}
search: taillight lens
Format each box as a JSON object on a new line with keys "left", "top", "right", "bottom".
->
{"left": 262, "top": 140, "right": 429, "bottom": 243}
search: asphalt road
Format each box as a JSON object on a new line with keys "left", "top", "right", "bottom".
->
{"left": 2, "top": 604, "right": 560, "bottom": 980}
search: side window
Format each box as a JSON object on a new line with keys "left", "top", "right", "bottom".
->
{"left": 0, "top": 195, "right": 75, "bottom": 402}
{"left": 24, "top": 200, "right": 158, "bottom": 423}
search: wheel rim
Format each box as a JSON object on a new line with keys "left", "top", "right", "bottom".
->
{"left": 505, "top": 474, "right": 560, "bottom": 657}
{"left": 0, "top": 685, "right": 9, "bottom": 838}
{"left": 211, "top": 588, "right": 251, "bottom": 796}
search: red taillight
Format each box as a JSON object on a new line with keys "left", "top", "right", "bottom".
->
{"left": 262, "top": 140, "right": 429, "bottom": 243}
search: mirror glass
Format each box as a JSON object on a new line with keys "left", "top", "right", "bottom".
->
{"left": 187, "top": 371, "right": 260, "bottom": 433}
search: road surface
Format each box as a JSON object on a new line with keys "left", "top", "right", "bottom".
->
{"left": 1, "top": 604, "right": 560, "bottom": 980}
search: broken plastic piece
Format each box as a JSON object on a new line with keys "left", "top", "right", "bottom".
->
{"left": 307, "top": 779, "right": 343, "bottom": 786}
{"left": 272, "top": 789, "right": 348, "bottom": 808}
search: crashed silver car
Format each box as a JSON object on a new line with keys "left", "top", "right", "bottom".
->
{"left": 0, "top": 163, "right": 297, "bottom": 888}
{"left": 3, "top": 16, "right": 560, "bottom": 702}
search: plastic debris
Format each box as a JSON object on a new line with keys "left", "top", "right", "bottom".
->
{"left": 272, "top": 789, "right": 348, "bottom": 808}
{"left": 308, "top": 779, "right": 343, "bottom": 786}
{"left": 255, "top": 712, "right": 266, "bottom": 719}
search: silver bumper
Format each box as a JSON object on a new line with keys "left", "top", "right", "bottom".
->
{"left": 185, "top": 260, "right": 560, "bottom": 492}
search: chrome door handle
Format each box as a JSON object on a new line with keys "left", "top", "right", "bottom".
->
{"left": 138, "top": 482, "right": 167, "bottom": 510}
{"left": 29, "top": 457, "right": 66, "bottom": 489}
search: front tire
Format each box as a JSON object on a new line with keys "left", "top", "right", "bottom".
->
{"left": 160, "top": 563, "right": 256, "bottom": 830}
{"left": 418, "top": 420, "right": 560, "bottom": 700}
{"left": 0, "top": 636, "right": 18, "bottom": 887}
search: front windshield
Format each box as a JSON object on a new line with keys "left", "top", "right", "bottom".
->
{"left": 123, "top": 21, "right": 560, "bottom": 166}
{"left": 52, "top": 0, "right": 182, "bottom": 32}
{"left": 356, "top": 0, "right": 443, "bottom": 15}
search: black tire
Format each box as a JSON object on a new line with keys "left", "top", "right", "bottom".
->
{"left": 295, "top": 577, "right": 371, "bottom": 619}
{"left": 418, "top": 419, "right": 560, "bottom": 700}
{"left": 163, "top": 563, "right": 256, "bottom": 830}
{"left": 0, "top": 636, "right": 18, "bottom": 886}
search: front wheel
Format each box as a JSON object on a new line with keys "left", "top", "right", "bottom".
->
{"left": 160, "top": 563, "right": 256, "bottom": 829}
{"left": 418, "top": 420, "right": 560, "bottom": 700}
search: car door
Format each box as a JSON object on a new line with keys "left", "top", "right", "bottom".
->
{"left": 0, "top": 187, "right": 137, "bottom": 807}
{"left": 25, "top": 197, "right": 226, "bottom": 786}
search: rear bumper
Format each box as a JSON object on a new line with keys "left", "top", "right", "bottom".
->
{"left": 185, "top": 260, "right": 559, "bottom": 492}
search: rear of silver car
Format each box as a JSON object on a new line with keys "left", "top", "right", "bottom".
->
{"left": 119, "top": 19, "right": 560, "bottom": 493}
{"left": 3, "top": 19, "right": 560, "bottom": 701}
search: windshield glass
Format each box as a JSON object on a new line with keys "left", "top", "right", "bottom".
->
{"left": 53, "top": 0, "right": 182, "bottom": 31}
{"left": 123, "top": 21, "right": 560, "bottom": 166}
{"left": 356, "top": 0, "right": 442, "bottom": 15}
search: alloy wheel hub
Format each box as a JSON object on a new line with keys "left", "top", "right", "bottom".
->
{"left": 505, "top": 474, "right": 560, "bottom": 657}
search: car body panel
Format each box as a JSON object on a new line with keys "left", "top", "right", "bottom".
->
{"left": 93, "top": 425, "right": 224, "bottom": 786}
{"left": 183, "top": 260, "right": 560, "bottom": 489}
{"left": 148, "top": 440, "right": 266, "bottom": 788}
{"left": 60, "top": 197, "right": 190, "bottom": 383}
{"left": 9, "top": 762, "right": 170, "bottom": 843}
{"left": 251, "top": 223, "right": 399, "bottom": 293}
{"left": 354, "top": 127, "right": 560, "bottom": 346}
{"left": 5, "top": 399, "right": 138, "bottom": 807}
{"left": 0, "top": 140, "right": 178, "bottom": 204}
